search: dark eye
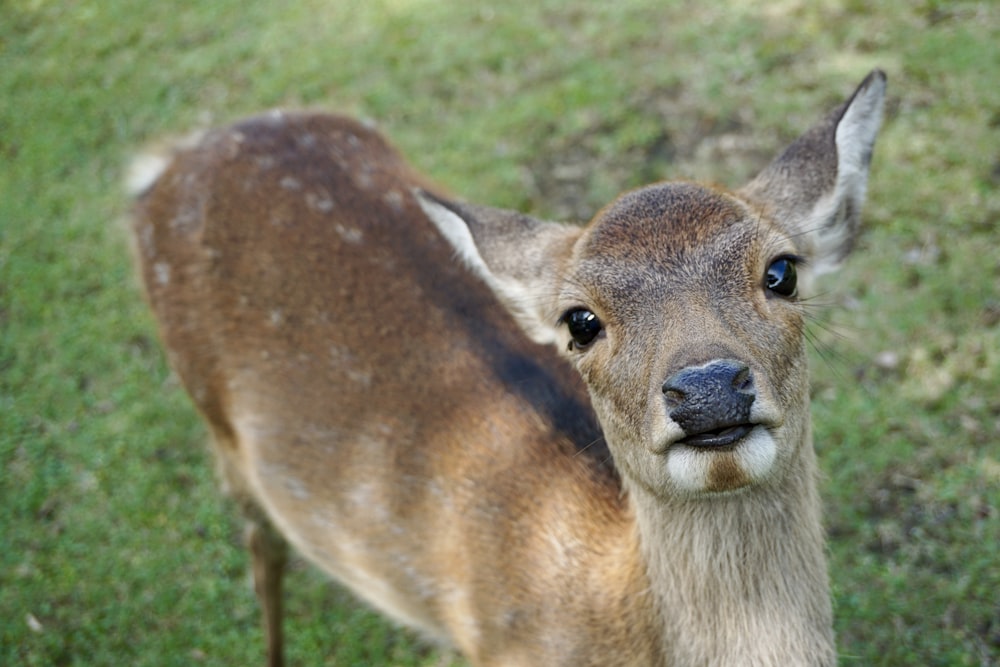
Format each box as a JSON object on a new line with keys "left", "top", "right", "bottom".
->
{"left": 564, "top": 309, "right": 602, "bottom": 350}
{"left": 765, "top": 257, "right": 798, "bottom": 298}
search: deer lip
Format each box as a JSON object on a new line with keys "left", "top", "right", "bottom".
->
{"left": 677, "top": 423, "right": 755, "bottom": 449}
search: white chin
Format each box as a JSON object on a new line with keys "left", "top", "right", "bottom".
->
{"left": 665, "top": 426, "right": 778, "bottom": 494}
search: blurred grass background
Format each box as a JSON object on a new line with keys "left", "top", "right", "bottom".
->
{"left": 1, "top": 0, "right": 998, "bottom": 665}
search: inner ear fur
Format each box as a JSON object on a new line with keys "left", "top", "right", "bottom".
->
{"left": 416, "top": 190, "right": 580, "bottom": 345}
{"left": 739, "top": 70, "right": 886, "bottom": 276}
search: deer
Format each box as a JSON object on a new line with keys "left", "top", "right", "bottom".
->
{"left": 128, "top": 70, "right": 886, "bottom": 666}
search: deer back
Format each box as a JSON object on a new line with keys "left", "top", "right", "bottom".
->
{"left": 131, "top": 112, "right": 656, "bottom": 663}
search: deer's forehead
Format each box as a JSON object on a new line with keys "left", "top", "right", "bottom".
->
{"left": 579, "top": 183, "right": 758, "bottom": 262}
{"left": 573, "top": 183, "right": 764, "bottom": 283}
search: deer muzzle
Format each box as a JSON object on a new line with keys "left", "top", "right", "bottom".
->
{"left": 662, "top": 359, "right": 756, "bottom": 448}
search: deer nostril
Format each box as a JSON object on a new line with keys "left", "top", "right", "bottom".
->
{"left": 733, "top": 367, "right": 754, "bottom": 394}
{"left": 662, "top": 385, "right": 685, "bottom": 407}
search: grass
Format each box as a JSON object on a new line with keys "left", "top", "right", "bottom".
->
{"left": 1, "top": 0, "right": 997, "bottom": 664}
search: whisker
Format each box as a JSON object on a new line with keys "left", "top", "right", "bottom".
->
{"left": 574, "top": 435, "right": 608, "bottom": 458}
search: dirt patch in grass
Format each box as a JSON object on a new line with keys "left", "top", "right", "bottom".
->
{"left": 525, "top": 83, "right": 776, "bottom": 221}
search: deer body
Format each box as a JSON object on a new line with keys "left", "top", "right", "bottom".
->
{"left": 130, "top": 72, "right": 886, "bottom": 666}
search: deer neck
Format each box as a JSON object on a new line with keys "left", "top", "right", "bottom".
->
{"left": 627, "top": 436, "right": 836, "bottom": 666}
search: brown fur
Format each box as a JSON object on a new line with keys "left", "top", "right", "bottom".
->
{"left": 130, "top": 72, "right": 885, "bottom": 666}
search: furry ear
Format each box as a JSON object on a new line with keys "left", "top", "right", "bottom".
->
{"left": 415, "top": 190, "right": 581, "bottom": 345}
{"left": 740, "top": 70, "right": 887, "bottom": 276}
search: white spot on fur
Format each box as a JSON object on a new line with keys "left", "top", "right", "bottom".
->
{"left": 169, "top": 209, "right": 199, "bottom": 234}
{"left": 347, "top": 368, "right": 372, "bottom": 387}
{"left": 222, "top": 131, "right": 245, "bottom": 158}
{"left": 153, "top": 261, "right": 171, "bottom": 286}
{"left": 353, "top": 170, "right": 374, "bottom": 190}
{"left": 296, "top": 132, "right": 317, "bottom": 149}
{"left": 278, "top": 473, "right": 311, "bottom": 501}
{"left": 269, "top": 309, "right": 283, "bottom": 326}
{"left": 336, "top": 224, "right": 363, "bottom": 244}
{"left": 328, "top": 344, "right": 372, "bottom": 386}
{"left": 349, "top": 481, "right": 389, "bottom": 521}
{"left": 306, "top": 191, "right": 334, "bottom": 213}
{"left": 280, "top": 176, "right": 302, "bottom": 191}
{"left": 309, "top": 510, "right": 339, "bottom": 531}
{"left": 383, "top": 189, "right": 404, "bottom": 212}
{"left": 138, "top": 223, "right": 155, "bottom": 258}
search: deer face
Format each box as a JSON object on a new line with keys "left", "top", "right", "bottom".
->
{"left": 554, "top": 183, "right": 813, "bottom": 497}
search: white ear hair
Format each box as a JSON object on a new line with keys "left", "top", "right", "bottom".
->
{"left": 739, "top": 71, "right": 886, "bottom": 283}
{"left": 416, "top": 191, "right": 494, "bottom": 285}
{"left": 415, "top": 190, "right": 563, "bottom": 346}
{"left": 811, "top": 71, "right": 887, "bottom": 276}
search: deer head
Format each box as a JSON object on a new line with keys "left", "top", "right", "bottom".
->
{"left": 418, "top": 70, "right": 885, "bottom": 500}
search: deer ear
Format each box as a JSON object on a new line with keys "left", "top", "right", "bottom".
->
{"left": 416, "top": 190, "right": 581, "bottom": 345}
{"left": 740, "top": 70, "right": 887, "bottom": 276}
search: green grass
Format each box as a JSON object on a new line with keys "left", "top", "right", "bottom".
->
{"left": 2, "top": 0, "right": 997, "bottom": 664}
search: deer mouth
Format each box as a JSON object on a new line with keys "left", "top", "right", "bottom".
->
{"left": 677, "top": 423, "right": 755, "bottom": 449}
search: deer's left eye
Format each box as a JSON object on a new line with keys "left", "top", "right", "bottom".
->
{"left": 563, "top": 309, "right": 603, "bottom": 350}
{"left": 765, "top": 257, "right": 798, "bottom": 298}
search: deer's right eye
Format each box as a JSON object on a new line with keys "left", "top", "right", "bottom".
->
{"left": 563, "top": 309, "right": 603, "bottom": 350}
{"left": 765, "top": 256, "right": 799, "bottom": 298}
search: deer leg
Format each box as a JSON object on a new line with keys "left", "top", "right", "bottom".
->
{"left": 246, "top": 517, "right": 289, "bottom": 667}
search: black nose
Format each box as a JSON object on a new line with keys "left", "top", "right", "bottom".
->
{"left": 662, "top": 359, "right": 756, "bottom": 444}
